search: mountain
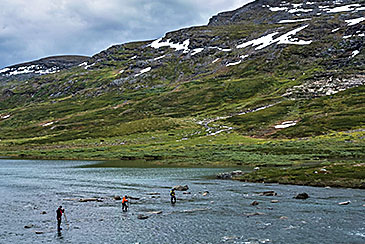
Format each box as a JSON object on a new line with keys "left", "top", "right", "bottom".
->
{"left": 0, "top": 55, "right": 89, "bottom": 83}
{"left": 0, "top": 0, "right": 364, "bottom": 186}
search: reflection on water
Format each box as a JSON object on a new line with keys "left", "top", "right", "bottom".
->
{"left": 0, "top": 159, "right": 364, "bottom": 244}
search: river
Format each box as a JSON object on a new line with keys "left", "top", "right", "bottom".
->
{"left": 0, "top": 159, "right": 364, "bottom": 244}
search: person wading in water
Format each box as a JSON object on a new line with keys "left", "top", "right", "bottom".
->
{"left": 170, "top": 189, "right": 176, "bottom": 204}
{"left": 122, "top": 195, "right": 129, "bottom": 212}
{"left": 56, "top": 206, "right": 65, "bottom": 231}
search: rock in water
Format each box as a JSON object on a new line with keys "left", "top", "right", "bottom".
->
{"left": 338, "top": 201, "right": 351, "bottom": 205}
{"left": 173, "top": 185, "right": 189, "bottom": 191}
{"left": 24, "top": 224, "right": 34, "bottom": 229}
{"left": 137, "top": 214, "right": 149, "bottom": 220}
{"left": 114, "top": 195, "right": 121, "bottom": 200}
{"left": 251, "top": 201, "right": 259, "bottom": 206}
{"left": 79, "top": 198, "right": 102, "bottom": 202}
{"left": 294, "top": 193, "right": 309, "bottom": 199}
{"left": 260, "top": 191, "right": 277, "bottom": 196}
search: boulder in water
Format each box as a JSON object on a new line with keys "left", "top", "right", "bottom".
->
{"left": 35, "top": 231, "right": 44, "bottom": 234}
{"left": 173, "top": 185, "right": 189, "bottom": 191}
{"left": 114, "top": 195, "right": 121, "bottom": 200}
{"left": 271, "top": 200, "right": 279, "bottom": 203}
{"left": 40, "top": 211, "right": 47, "bottom": 214}
{"left": 24, "top": 224, "right": 34, "bottom": 229}
{"left": 294, "top": 193, "right": 309, "bottom": 199}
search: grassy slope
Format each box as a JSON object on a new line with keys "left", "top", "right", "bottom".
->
{"left": 0, "top": 21, "right": 364, "bottom": 188}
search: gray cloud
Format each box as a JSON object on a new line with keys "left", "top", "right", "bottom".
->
{"left": 0, "top": 0, "right": 253, "bottom": 68}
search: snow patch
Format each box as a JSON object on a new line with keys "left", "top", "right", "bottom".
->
{"left": 226, "top": 60, "right": 241, "bottom": 67}
{"left": 42, "top": 122, "right": 54, "bottom": 127}
{"left": 277, "top": 25, "right": 312, "bottom": 45}
{"left": 279, "top": 18, "right": 311, "bottom": 23}
{"left": 237, "top": 32, "right": 279, "bottom": 50}
{"left": 343, "top": 35, "right": 352, "bottom": 39}
{"left": 269, "top": 6, "right": 289, "bottom": 11}
{"left": 84, "top": 63, "right": 96, "bottom": 70}
{"left": 212, "top": 58, "right": 220, "bottom": 64}
{"left": 351, "top": 50, "right": 360, "bottom": 58}
{"left": 288, "top": 8, "right": 313, "bottom": 13}
{"left": 331, "top": 28, "right": 340, "bottom": 33}
{"left": 1, "top": 114, "right": 10, "bottom": 119}
{"left": 237, "top": 25, "right": 311, "bottom": 50}
{"left": 323, "top": 4, "right": 360, "bottom": 13}
{"left": 275, "top": 121, "right": 297, "bottom": 129}
{"left": 78, "top": 62, "right": 87, "bottom": 67}
{"left": 153, "top": 55, "right": 165, "bottom": 61}
{"left": 135, "top": 67, "right": 151, "bottom": 77}
{"left": 0, "top": 68, "right": 10, "bottom": 74}
{"left": 209, "top": 46, "right": 231, "bottom": 52}
{"left": 345, "top": 17, "right": 365, "bottom": 26}
{"left": 191, "top": 48, "right": 204, "bottom": 56}
{"left": 150, "top": 38, "right": 190, "bottom": 53}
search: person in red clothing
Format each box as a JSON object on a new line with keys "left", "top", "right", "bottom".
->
{"left": 56, "top": 206, "right": 64, "bottom": 231}
{"left": 122, "top": 195, "right": 129, "bottom": 212}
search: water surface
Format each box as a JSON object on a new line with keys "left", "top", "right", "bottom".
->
{"left": 0, "top": 159, "right": 364, "bottom": 243}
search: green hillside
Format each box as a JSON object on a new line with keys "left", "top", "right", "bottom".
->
{"left": 0, "top": 0, "right": 364, "bottom": 187}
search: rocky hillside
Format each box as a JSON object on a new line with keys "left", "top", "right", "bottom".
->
{"left": 0, "top": 0, "right": 364, "bottom": 166}
{"left": 0, "top": 55, "right": 89, "bottom": 83}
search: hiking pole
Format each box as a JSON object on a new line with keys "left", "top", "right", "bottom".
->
{"left": 64, "top": 212, "right": 70, "bottom": 230}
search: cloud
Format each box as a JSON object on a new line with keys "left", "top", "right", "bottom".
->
{"left": 0, "top": 0, "right": 253, "bottom": 68}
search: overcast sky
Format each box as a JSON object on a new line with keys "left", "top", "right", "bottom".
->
{"left": 0, "top": 0, "right": 254, "bottom": 68}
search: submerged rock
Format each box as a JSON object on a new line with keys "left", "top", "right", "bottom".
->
{"left": 294, "top": 193, "right": 309, "bottom": 199}
{"left": 114, "top": 196, "right": 121, "bottom": 200}
{"left": 35, "top": 231, "right": 44, "bottom": 234}
{"left": 24, "top": 224, "right": 34, "bottom": 229}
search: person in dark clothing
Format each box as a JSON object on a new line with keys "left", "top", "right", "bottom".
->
{"left": 170, "top": 189, "right": 176, "bottom": 204}
{"left": 56, "top": 206, "right": 64, "bottom": 231}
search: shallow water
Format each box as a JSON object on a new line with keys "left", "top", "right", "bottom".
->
{"left": 0, "top": 159, "right": 364, "bottom": 244}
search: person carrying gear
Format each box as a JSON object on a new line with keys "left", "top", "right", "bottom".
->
{"left": 56, "top": 206, "right": 64, "bottom": 231}
{"left": 122, "top": 195, "right": 129, "bottom": 212}
{"left": 170, "top": 189, "right": 176, "bottom": 204}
